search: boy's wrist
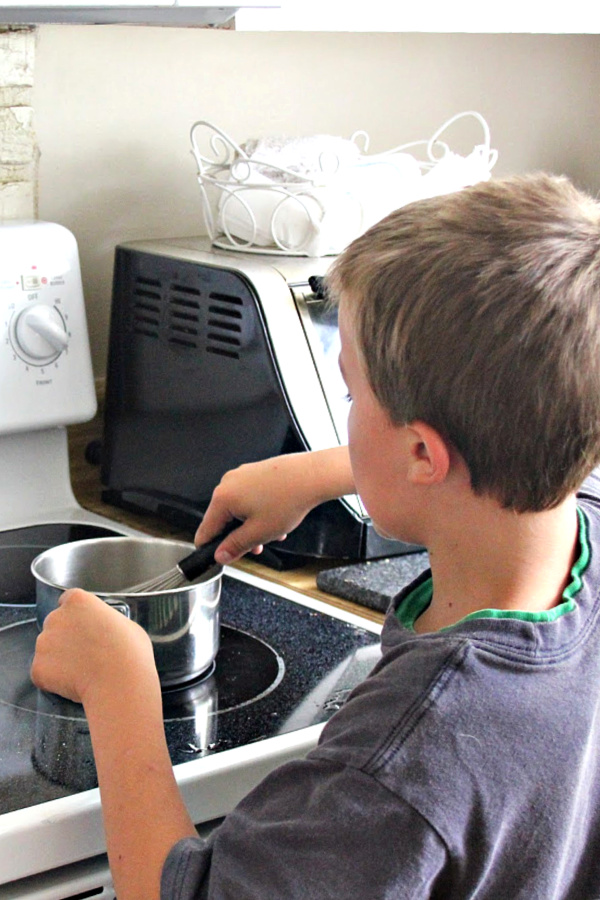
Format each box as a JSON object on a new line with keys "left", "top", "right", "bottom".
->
{"left": 80, "top": 651, "right": 161, "bottom": 719}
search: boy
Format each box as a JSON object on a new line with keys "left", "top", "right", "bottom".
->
{"left": 32, "top": 173, "right": 600, "bottom": 899}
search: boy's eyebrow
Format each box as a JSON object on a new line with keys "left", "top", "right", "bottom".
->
{"left": 338, "top": 353, "right": 347, "bottom": 384}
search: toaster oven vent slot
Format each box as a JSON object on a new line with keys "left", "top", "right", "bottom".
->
{"left": 207, "top": 331, "right": 240, "bottom": 347}
{"left": 131, "top": 299, "right": 161, "bottom": 338}
{"left": 209, "top": 291, "right": 244, "bottom": 306}
{"left": 206, "top": 344, "right": 240, "bottom": 360}
{"left": 168, "top": 294, "right": 201, "bottom": 349}
{"left": 130, "top": 275, "right": 163, "bottom": 338}
{"left": 206, "top": 295, "right": 244, "bottom": 359}
{"left": 169, "top": 334, "right": 199, "bottom": 349}
{"left": 206, "top": 327, "right": 242, "bottom": 358}
{"left": 208, "top": 318, "right": 241, "bottom": 334}
{"left": 133, "top": 301, "right": 160, "bottom": 316}
{"left": 209, "top": 304, "right": 242, "bottom": 320}
{"left": 172, "top": 282, "right": 201, "bottom": 297}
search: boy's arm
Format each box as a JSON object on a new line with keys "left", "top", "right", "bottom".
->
{"left": 84, "top": 666, "right": 197, "bottom": 900}
{"left": 195, "top": 446, "right": 355, "bottom": 564}
{"left": 31, "top": 589, "right": 197, "bottom": 900}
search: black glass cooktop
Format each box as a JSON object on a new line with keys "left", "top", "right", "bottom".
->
{"left": 0, "top": 523, "right": 119, "bottom": 608}
{"left": 0, "top": 524, "right": 380, "bottom": 815}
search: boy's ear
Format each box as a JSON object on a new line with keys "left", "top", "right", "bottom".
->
{"left": 405, "top": 421, "right": 451, "bottom": 485}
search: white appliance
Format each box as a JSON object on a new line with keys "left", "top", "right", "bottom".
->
{"left": 0, "top": 221, "right": 380, "bottom": 898}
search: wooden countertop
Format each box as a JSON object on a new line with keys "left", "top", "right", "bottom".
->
{"left": 67, "top": 407, "right": 384, "bottom": 628}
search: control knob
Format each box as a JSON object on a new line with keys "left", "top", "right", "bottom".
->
{"left": 10, "top": 304, "right": 68, "bottom": 365}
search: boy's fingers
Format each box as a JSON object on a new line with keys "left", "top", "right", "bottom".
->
{"left": 213, "top": 530, "right": 256, "bottom": 564}
{"left": 194, "top": 507, "right": 235, "bottom": 547}
{"left": 213, "top": 521, "right": 281, "bottom": 564}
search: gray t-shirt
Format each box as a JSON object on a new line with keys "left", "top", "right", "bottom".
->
{"left": 162, "top": 483, "right": 600, "bottom": 899}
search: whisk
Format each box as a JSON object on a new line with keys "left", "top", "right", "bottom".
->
{"left": 124, "top": 521, "right": 238, "bottom": 594}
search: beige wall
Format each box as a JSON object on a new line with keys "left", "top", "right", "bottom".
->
{"left": 32, "top": 26, "right": 600, "bottom": 374}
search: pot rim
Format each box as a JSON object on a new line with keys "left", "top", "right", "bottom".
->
{"left": 31, "top": 535, "right": 223, "bottom": 596}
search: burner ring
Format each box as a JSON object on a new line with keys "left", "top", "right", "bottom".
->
{"left": 161, "top": 659, "right": 218, "bottom": 693}
{"left": 0, "top": 620, "right": 284, "bottom": 723}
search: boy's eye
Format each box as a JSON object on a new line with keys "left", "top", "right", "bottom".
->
{"left": 344, "top": 392, "right": 352, "bottom": 403}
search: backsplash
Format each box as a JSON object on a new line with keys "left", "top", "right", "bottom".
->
{"left": 0, "top": 26, "right": 37, "bottom": 219}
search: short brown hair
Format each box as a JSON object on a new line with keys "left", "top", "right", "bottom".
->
{"left": 329, "top": 173, "right": 600, "bottom": 512}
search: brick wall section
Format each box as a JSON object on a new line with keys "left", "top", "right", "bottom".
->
{"left": 0, "top": 26, "right": 37, "bottom": 219}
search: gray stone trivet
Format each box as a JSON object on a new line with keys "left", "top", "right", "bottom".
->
{"left": 317, "top": 552, "right": 430, "bottom": 613}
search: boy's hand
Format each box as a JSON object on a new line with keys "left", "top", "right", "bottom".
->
{"left": 31, "top": 588, "right": 157, "bottom": 707}
{"left": 195, "top": 447, "right": 355, "bottom": 564}
{"left": 195, "top": 455, "right": 312, "bottom": 564}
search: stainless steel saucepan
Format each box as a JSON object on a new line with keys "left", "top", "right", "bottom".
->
{"left": 32, "top": 537, "right": 222, "bottom": 688}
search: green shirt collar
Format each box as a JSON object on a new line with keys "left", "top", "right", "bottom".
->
{"left": 396, "top": 506, "right": 590, "bottom": 632}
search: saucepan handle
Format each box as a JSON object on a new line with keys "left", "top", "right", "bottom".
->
{"left": 105, "top": 598, "right": 131, "bottom": 619}
{"left": 178, "top": 518, "right": 242, "bottom": 581}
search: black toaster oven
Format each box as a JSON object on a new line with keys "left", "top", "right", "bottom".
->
{"left": 100, "top": 237, "right": 416, "bottom": 563}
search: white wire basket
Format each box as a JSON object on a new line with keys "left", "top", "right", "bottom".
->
{"left": 190, "top": 111, "right": 498, "bottom": 257}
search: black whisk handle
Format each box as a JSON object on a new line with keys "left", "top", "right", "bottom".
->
{"left": 178, "top": 519, "right": 241, "bottom": 581}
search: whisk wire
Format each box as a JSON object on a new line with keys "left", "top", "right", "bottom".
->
{"left": 121, "top": 524, "right": 237, "bottom": 594}
{"left": 125, "top": 566, "right": 187, "bottom": 594}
